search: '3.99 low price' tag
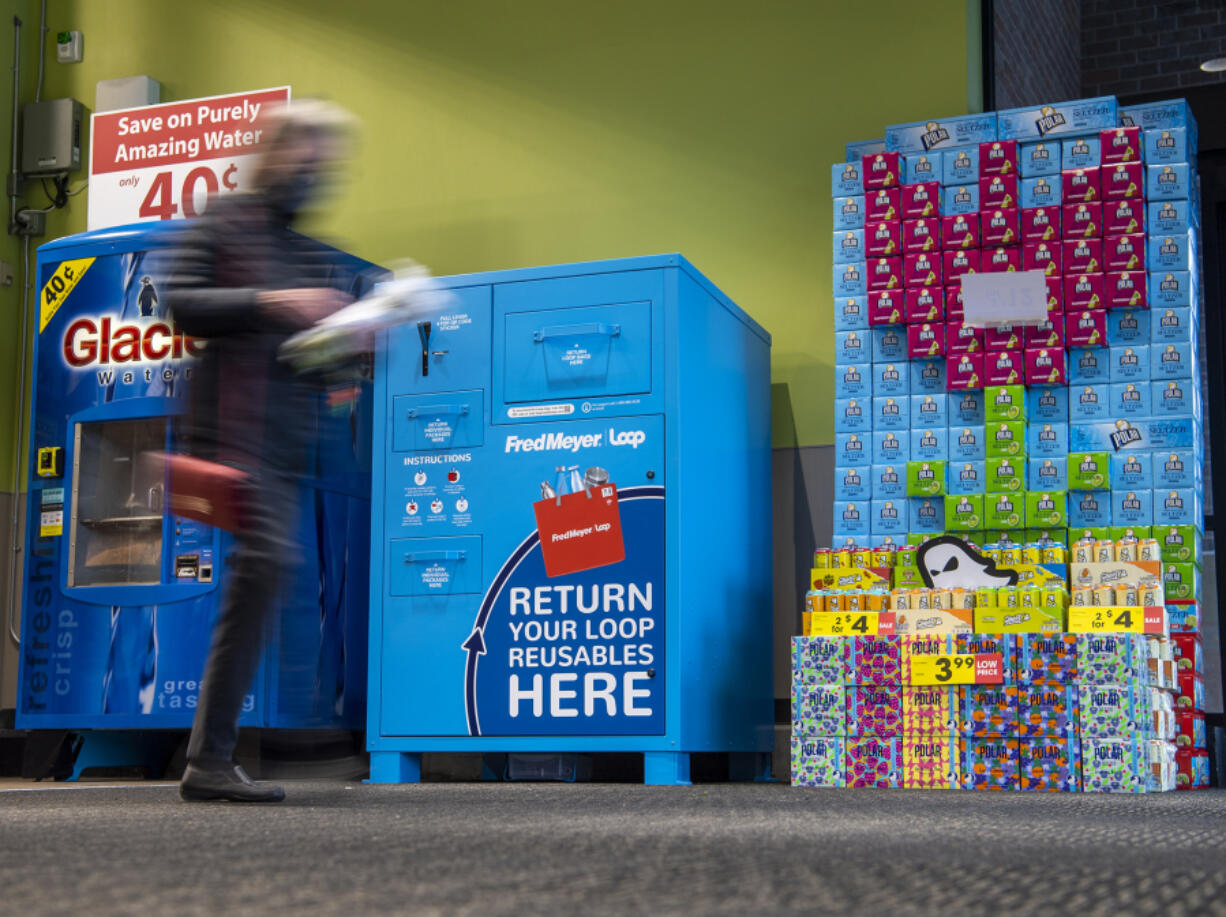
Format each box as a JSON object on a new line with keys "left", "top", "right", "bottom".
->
{"left": 908, "top": 653, "right": 1004, "bottom": 685}
{"left": 805, "top": 611, "right": 896, "bottom": 637}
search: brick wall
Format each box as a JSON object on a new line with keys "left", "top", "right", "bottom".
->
{"left": 1082, "top": 0, "right": 1226, "bottom": 97}
{"left": 994, "top": 0, "right": 1083, "bottom": 108}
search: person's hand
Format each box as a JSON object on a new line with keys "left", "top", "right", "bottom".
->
{"left": 257, "top": 288, "right": 354, "bottom": 329}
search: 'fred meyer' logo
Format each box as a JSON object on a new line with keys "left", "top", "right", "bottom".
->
{"left": 63, "top": 316, "right": 205, "bottom": 376}
{"left": 505, "top": 428, "right": 646, "bottom": 453}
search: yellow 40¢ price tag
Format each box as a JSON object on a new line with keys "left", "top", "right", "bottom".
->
{"left": 1067, "top": 606, "right": 1164, "bottom": 634}
{"left": 909, "top": 653, "right": 1004, "bottom": 685}
{"left": 806, "top": 612, "right": 896, "bottom": 637}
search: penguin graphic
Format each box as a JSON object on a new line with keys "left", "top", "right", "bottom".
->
{"left": 916, "top": 535, "right": 1018, "bottom": 589}
{"left": 138, "top": 275, "right": 158, "bottom": 316}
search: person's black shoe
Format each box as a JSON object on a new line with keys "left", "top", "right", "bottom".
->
{"left": 179, "top": 763, "right": 286, "bottom": 803}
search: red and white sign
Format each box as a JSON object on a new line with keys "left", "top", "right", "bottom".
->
{"left": 88, "top": 86, "right": 290, "bottom": 230}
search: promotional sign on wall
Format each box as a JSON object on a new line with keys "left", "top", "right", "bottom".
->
{"left": 87, "top": 86, "right": 290, "bottom": 231}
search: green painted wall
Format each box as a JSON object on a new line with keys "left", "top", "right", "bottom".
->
{"left": 1, "top": 0, "right": 977, "bottom": 480}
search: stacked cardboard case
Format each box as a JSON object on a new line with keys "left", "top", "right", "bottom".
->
{"left": 819, "top": 95, "right": 1210, "bottom": 791}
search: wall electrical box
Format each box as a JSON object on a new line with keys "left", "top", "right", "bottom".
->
{"left": 366, "top": 254, "right": 774, "bottom": 785}
{"left": 22, "top": 97, "right": 83, "bottom": 175}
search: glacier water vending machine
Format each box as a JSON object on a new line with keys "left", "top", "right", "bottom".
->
{"left": 16, "top": 222, "right": 381, "bottom": 774}
{"left": 367, "top": 254, "right": 772, "bottom": 784}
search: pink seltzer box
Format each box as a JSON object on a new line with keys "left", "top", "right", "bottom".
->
{"left": 1022, "top": 206, "right": 1061, "bottom": 242}
{"left": 980, "top": 173, "right": 1019, "bottom": 210}
{"left": 1063, "top": 238, "right": 1103, "bottom": 275}
{"left": 1063, "top": 202, "right": 1102, "bottom": 239}
{"left": 1105, "top": 271, "right": 1147, "bottom": 309}
{"left": 1104, "top": 234, "right": 1146, "bottom": 272}
{"left": 866, "top": 187, "right": 901, "bottom": 222}
{"left": 941, "top": 212, "right": 980, "bottom": 250}
{"left": 868, "top": 289, "right": 904, "bottom": 326}
{"left": 1105, "top": 198, "right": 1144, "bottom": 236}
{"left": 863, "top": 151, "right": 901, "bottom": 190}
{"left": 908, "top": 322, "right": 946, "bottom": 358}
{"left": 1100, "top": 126, "right": 1142, "bottom": 164}
{"left": 867, "top": 256, "right": 903, "bottom": 292}
{"left": 1024, "top": 319, "right": 1064, "bottom": 349}
{"left": 981, "top": 208, "right": 1020, "bottom": 246}
{"left": 1063, "top": 167, "right": 1101, "bottom": 203}
{"left": 946, "top": 321, "right": 985, "bottom": 354}
{"left": 979, "top": 139, "right": 1019, "bottom": 176}
{"left": 983, "top": 246, "right": 1021, "bottom": 273}
{"left": 902, "top": 181, "right": 942, "bottom": 219}
{"left": 943, "top": 248, "right": 981, "bottom": 280}
{"left": 904, "top": 251, "right": 942, "bottom": 287}
{"left": 945, "top": 285, "right": 965, "bottom": 321}
{"left": 985, "top": 324, "right": 1024, "bottom": 352}
{"left": 1102, "top": 161, "right": 1144, "bottom": 200}
{"left": 1025, "top": 347, "right": 1068, "bottom": 385}
{"left": 904, "top": 286, "right": 943, "bottom": 323}
{"left": 866, "top": 220, "right": 902, "bottom": 257}
{"left": 1065, "top": 309, "right": 1107, "bottom": 348}
{"left": 946, "top": 352, "right": 984, "bottom": 390}
{"left": 902, "top": 218, "right": 940, "bottom": 254}
{"left": 1064, "top": 273, "right": 1105, "bottom": 311}
{"left": 1045, "top": 276, "right": 1064, "bottom": 315}
{"left": 987, "top": 350, "right": 1024, "bottom": 386}
{"left": 1022, "top": 241, "right": 1062, "bottom": 276}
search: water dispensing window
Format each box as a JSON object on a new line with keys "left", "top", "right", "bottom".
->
{"left": 67, "top": 418, "right": 166, "bottom": 587}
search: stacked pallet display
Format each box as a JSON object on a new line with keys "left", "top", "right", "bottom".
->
{"left": 814, "top": 95, "right": 1209, "bottom": 792}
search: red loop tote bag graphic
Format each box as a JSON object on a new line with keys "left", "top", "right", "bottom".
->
{"left": 533, "top": 483, "right": 625, "bottom": 577}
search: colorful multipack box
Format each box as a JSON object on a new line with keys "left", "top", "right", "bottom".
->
{"left": 960, "top": 737, "right": 1020, "bottom": 790}
{"left": 941, "top": 211, "right": 980, "bottom": 250}
{"left": 981, "top": 208, "right": 1020, "bottom": 246}
{"left": 866, "top": 188, "right": 902, "bottom": 223}
{"left": 1022, "top": 205, "right": 1061, "bottom": 241}
{"left": 792, "top": 635, "right": 848, "bottom": 686}
{"left": 987, "top": 456, "right": 1024, "bottom": 493}
{"left": 1017, "top": 633, "right": 1078, "bottom": 687}
{"left": 1064, "top": 272, "right": 1104, "bottom": 312}
{"left": 907, "top": 322, "right": 945, "bottom": 358}
{"left": 1082, "top": 736, "right": 1147, "bottom": 793}
{"left": 1110, "top": 345, "right": 1149, "bottom": 383}
{"left": 900, "top": 634, "right": 955, "bottom": 678}
{"left": 1063, "top": 237, "right": 1103, "bottom": 275}
{"left": 902, "top": 181, "right": 942, "bottom": 219}
{"left": 905, "top": 459, "right": 946, "bottom": 498}
{"left": 986, "top": 492, "right": 1025, "bottom": 530}
{"left": 871, "top": 326, "right": 907, "bottom": 362}
{"left": 1114, "top": 489, "right": 1154, "bottom": 527}
{"left": 947, "top": 321, "right": 984, "bottom": 355}
{"left": 871, "top": 499, "right": 908, "bottom": 536}
{"left": 835, "top": 397, "right": 871, "bottom": 434}
{"left": 833, "top": 229, "right": 865, "bottom": 265}
{"left": 845, "top": 736, "right": 904, "bottom": 788}
{"left": 909, "top": 427, "right": 948, "bottom": 462}
{"left": 1151, "top": 305, "right": 1196, "bottom": 345}
{"left": 959, "top": 685, "right": 1020, "bottom": 738}
{"left": 1078, "top": 632, "right": 1142, "bottom": 686}
{"left": 902, "top": 734, "right": 961, "bottom": 790}
{"left": 983, "top": 245, "right": 1021, "bottom": 274}
{"left": 791, "top": 735, "right": 846, "bottom": 788}
{"left": 835, "top": 433, "right": 870, "bottom": 468}
{"left": 1079, "top": 682, "right": 1149, "bottom": 739}
{"left": 984, "top": 384, "right": 1026, "bottom": 422}
{"left": 1152, "top": 380, "right": 1201, "bottom": 421}
{"left": 1162, "top": 561, "right": 1201, "bottom": 602}
{"left": 1017, "top": 685, "right": 1079, "bottom": 739}
{"left": 871, "top": 395, "right": 908, "bottom": 431}
{"left": 868, "top": 359, "right": 904, "bottom": 395}
{"left": 1026, "top": 491, "right": 1067, "bottom": 528}
{"left": 794, "top": 684, "right": 847, "bottom": 737}
{"left": 1176, "top": 748, "right": 1210, "bottom": 789}
{"left": 1019, "top": 737, "right": 1082, "bottom": 792}
{"left": 1063, "top": 167, "right": 1100, "bottom": 203}
{"left": 902, "top": 685, "right": 959, "bottom": 736}
{"left": 845, "top": 635, "right": 901, "bottom": 686}
{"left": 1175, "top": 709, "right": 1206, "bottom": 750}
{"left": 944, "top": 247, "right": 980, "bottom": 280}
{"left": 833, "top": 501, "right": 869, "bottom": 539}
{"left": 1069, "top": 451, "right": 1109, "bottom": 490}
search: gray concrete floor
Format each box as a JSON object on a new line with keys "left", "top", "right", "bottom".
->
{"left": 3, "top": 780, "right": 1226, "bottom": 915}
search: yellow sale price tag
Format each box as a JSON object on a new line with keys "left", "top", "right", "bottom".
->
{"left": 1067, "top": 606, "right": 1149, "bottom": 634}
{"left": 806, "top": 612, "right": 895, "bottom": 637}
{"left": 40, "top": 257, "right": 95, "bottom": 332}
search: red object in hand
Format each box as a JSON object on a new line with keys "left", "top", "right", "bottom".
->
{"left": 148, "top": 451, "right": 249, "bottom": 533}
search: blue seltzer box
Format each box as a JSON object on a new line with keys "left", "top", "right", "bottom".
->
{"left": 1153, "top": 447, "right": 1201, "bottom": 489}
{"left": 873, "top": 360, "right": 909, "bottom": 396}
{"left": 1109, "top": 382, "right": 1152, "bottom": 421}
{"left": 1062, "top": 136, "right": 1101, "bottom": 169}
{"left": 833, "top": 501, "right": 869, "bottom": 538}
{"left": 1071, "top": 383, "right": 1110, "bottom": 422}
{"left": 1148, "top": 163, "right": 1190, "bottom": 201}
{"left": 1109, "top": 345, "right": 1149, "bottom": 383}
{"left": 910, "top": 427, "right": 949, "bottom": 462}
{"left": 833, "top": 229, "right": 866, "bottom": 265}
{"left": 1150, "top": 306, "right": 1196, "bottom": 346}
{"left": 1027, "top": 421, "right": 1069, "bottom": 457}
{"left": 903, "top": 151, "right": 943, "bottom": 185}
{"left": 835, "top": 397, "right": 871, "bottom": 434}
{"left": 836, "top": 432, "right": 871, "bottom": 468}
{"left": 872, "top": 326, "right": 907, "bottom": 363}
{"left": 1069, "top": 347, "right": 1110, "bottom": 384}
{"left": 909, "top": 497, "right": 946, "bottom": 534}
{"left": 1147, "top": 231, "right": 1194, "bottom": 272}
{"left": 1107, "top": 310, "right": 1150, "bottom": 346}
{"left": 910, "top": 358, "right": 946, "bottom": 393}
{"left": 835, "top": 329, "right": 869, "bottom": 364}
{"left": 836, "top": 465, "right": 872, "bottom": 502}
{"left": 835, "top": 361, "right": 872, "bottom": 398}
{"left": 872, "top": 463, "right": 906, "bottom": 500}
{"left": 1121, "top": 99, "right": 1197, "bottom": 138}
{"left": 871, "top": 498, "right": 909, "bottom": 536}
{"left": 874, "top": 430, "right": 907, "bottom": 465}
{"left": 1069, "top": 490, "right": 1110, "bottom": 528}
{"left": 1110, "top": 451, "right": 1153, "bottom": 490}
{"left": 1151, "top": 379, "right": 1200, "bottom": 421}
{"left": 1069, "top": 417, "right": 1199, "bottom": 452}
{"left": 943, "top": 147, "right": 979, "bottom": 186}
{"left": 1151, "top": 341, "right": 1194, "bottom": 380}
{"left": 1148, "top": 199, "right": 1196, "bottom": 234}
{"left": 1021, "top": 176, "right": 1062, "bottom": 208}
{"left": 833, "top": 260, "right": 867, "bottom": 298}
{"left": 1113, "top": 489, "right": 1153, "bottom": 527}
{"left": 1027, "top": 385, "right": 1069, "bottom": 422}
{"left": 1020, "top": 141, "right": 1061, "bottom": 177}
{"left": 1143, "top": 128, "right": 1191, "bottom": 165}
{"left": 846, "top": 139, "right": 886, "bottom": 162}
{"left": 1154, "top": 488, "right": 1201, "bottom": 527}
{"left": 997, "top": 96, "right": 1119, "bottom": 141}
{"left": 950, "top": 389, "right": 986, "bottom": 425}
{"left": 1029, "top": 456, "right": 1068, "bottom": 491}
{"left": 833, "top": 161, "right": 864, "bottom": 197}
{"left": 873, "top": 395, "right": 910, "bottom": 431}
{"left": 1150, "top": 271, "right": 1194, "bottom": 309}
{"left": 912, "top": 392, "right": 948, "bottom": 428}
{"left": 885, "top": 113, "right": 998, "bottom": 154}
{"left": 943, "top": 183, "right": 980, "bottom": 215}
{"left": 947, "top": 460, "right": 986, "bottom": 495}
{"left": 834, "top": 195, "right": 866, "bottom": 230}
{"left": 834, "top": 295, "right": 869, "bottom": 332}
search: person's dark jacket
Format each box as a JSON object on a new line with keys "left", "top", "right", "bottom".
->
{"left": 168, "top": 193, "right": 349, "bottom": 477}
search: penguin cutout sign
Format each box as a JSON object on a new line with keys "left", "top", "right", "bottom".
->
{"left": 916, "top": 535, "right": 1019, "bottom": 590}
